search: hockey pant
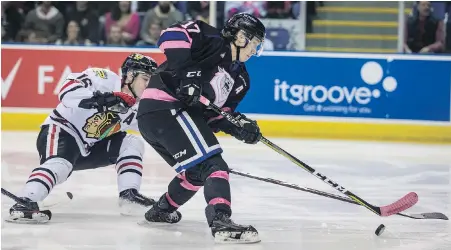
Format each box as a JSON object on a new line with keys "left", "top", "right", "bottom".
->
{"left": 21, "top": 124, "right": 145, "bottom": 202}
{"left": 137, "top": 108, "right": 232, "bottom": 215}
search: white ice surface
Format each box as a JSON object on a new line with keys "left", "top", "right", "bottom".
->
{"left": 1, "top": 131, "right": 450, "bottom": 250}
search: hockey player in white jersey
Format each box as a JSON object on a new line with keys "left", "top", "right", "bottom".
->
{"left": 8, "top": 53, "right": 162, "bottom": 223}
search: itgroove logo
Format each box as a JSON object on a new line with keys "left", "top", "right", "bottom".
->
{"left": 360, "top": 61, "right": 398, "bottom": 97}
{"left": 274, "top": 61, "right": 398, "bottom": 106}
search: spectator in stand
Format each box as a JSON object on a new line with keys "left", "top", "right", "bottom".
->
{"left": 173, "top": 2, "right": 188, "bottom": 16}
{"left": 26, "top": 30, "right": 48, "bottom": 44}
{"left": 66, "top": 1, "right": 100, "bottom": 45}
{"left": 104, "top": 1, "right": 140, "bottom": 45}
{"left": 409, "top": 1, "right": 448, "bottom": 20}
{"left": 55, "top": 20, "right": 84, "bottom": 45}
{"left": 2, "top": 1, "right": 25, "bottom": 42}
{"left": 21, "top": 1, "right": 64, "bottom": 43}
{"left": 136, "top": 21, "right": 162, "bottom": 46}
{"left": 140, "top": 1, "right": 184, "bottom": 38}
{"left": 137, "top": 2, "right": 188, "bottom": 17}
{"left": 106, "top": 23, "right": 126, "bottom": 46}
{"left": 404, "top": 1, "right": 445, "bottom": 53}
{"left": 265, "top": 1, "right": 292, "bottom": 19}
{"left": 187, "top": 1, "right": 210, "bottom": 23}
{"left": 226, "top": 2, "right": 265, "bottom": 19}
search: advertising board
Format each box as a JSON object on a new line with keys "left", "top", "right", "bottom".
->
{"left": 241, "top": 53, "right": 451, "bottom": 122}
{"left": 2, "top": 45, "right": 450, "bottom": 143}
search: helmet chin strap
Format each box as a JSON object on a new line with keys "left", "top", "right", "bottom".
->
{"left": 234, "top": 41, "right": 241, "bottom": 61}
{"left": 231, "top": 39, "right": 249, "bottom": 72}
{"left": 127, "top": 83, "right": 138, "bottom": 99}
{"left": 124, "top": 72, "right": 139, "bottom": 99}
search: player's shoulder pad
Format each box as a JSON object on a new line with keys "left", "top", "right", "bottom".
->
{"left": 191, "top": 20, "right": 219, "bottom": 34}
{"left": 171, "top": 19, "right": 219, "bottom": 36}
{"left": 83, "top": 68, "right": 122, "bottom": 91}
{"left": 85, "top": 68, "right": 119, "bottom": 81}
{"left": 194, "top": 19, "right": 213, "bottom": 28}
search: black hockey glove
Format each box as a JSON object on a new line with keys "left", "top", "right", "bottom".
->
{"left": 176, "top": 68, "right": 202, "bottom": 106}
{"left": 222, "top": 113, "right": 262, "bottom": 144}
{"left": 79, "top": 91, "right": 136, "bottom": 113}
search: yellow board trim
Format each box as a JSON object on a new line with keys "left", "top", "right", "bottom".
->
{"left": 307, "top": 33, "right": 397, "bottom": 41}
{"left": 314, "top": 20, "right": 398, "bottom": 28}
{"left": 306, "top": 47, "right": 397, "bottom": 53}
{"left": 256, "top": 120, "right": 451, "bottom": 144}
{"left": 1, "top": 113, "right": 47, "bottom": 131}
{"left": 318, "top": 6, "right": 411, "bottom": 15}
{"left": 2, "top": 113, "right": 450, "bottom": 144}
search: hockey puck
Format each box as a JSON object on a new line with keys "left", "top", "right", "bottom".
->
{"left": 375, "top": 224, "right": 385, "bottom": 236}
{"left": 66, "top": 192, "right": 73, "bottom": 200}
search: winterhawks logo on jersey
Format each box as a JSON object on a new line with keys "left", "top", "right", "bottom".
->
{"left": 82, "top": 112, "right": 122, "bottom": 139}
{"left": 91, "top": 68, "right": 108, "bottom": 79}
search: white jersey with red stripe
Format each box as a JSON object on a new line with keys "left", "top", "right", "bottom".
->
{"left": 42, "top": 67, "right": 139, "bottom": 156}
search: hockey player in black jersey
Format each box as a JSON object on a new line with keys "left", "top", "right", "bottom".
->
{"left": 137, "top": 13, "right": 265, "bottom": 243}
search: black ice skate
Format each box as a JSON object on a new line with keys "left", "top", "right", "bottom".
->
{"left": 6, "top": 198, "right": 52, "bottom": 224}
{"left": 144, "top": 194, "right": 182, "bottom": 224}
{"left": 118, "top": 188, "right": 155, "bottom": 216}
{"left": 206, "top": 205, "right": 260, "bottom": 244}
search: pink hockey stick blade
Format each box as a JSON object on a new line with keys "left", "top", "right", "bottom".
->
{"left": 380, "top": 192, "right": 418, "bottom": 216}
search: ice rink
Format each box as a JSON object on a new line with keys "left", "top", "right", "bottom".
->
{"left": 1, "top": 131, "right": 450, "bottom": 250}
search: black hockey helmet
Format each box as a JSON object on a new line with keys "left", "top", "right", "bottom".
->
{"left": 222, "top": 13, "right": 266, "bottom": 56}
{"left": 121, "top": 53, "right": 158, "bottom": 98}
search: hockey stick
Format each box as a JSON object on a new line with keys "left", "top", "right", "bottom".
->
{"left": 1, "top": 188, "right": 35, "bottom": 209}
{"left": 2, "top": 187, "right": 53, "bottom": 222}
{"left": 230, "top": 169, "right": 448, "bottom": 220}
{"left": 198, "top": 96, "right": 418, "bottom": 217}
{"left": 1, "top": 188, "right": 73, "bottom": 209}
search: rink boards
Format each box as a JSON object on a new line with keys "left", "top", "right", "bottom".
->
{"left": 2, "top": 110, "right": 451, "bottom": 143}
{"left": 2, "top": 45, "right": 451, "bottom": 143}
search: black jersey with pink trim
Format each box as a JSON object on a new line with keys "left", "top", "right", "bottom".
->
{"left": 137, "top": 20, "right": 251, "bottom": 121}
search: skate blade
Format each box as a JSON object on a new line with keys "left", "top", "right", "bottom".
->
{"left": 214, "top": 231, "right": 261, "bottom": 244}
{"left": 6, "top": 211, "right": 51, "bottom": 224}
{"left": 5, "top": 216, "right": 49, "bottom": 224}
